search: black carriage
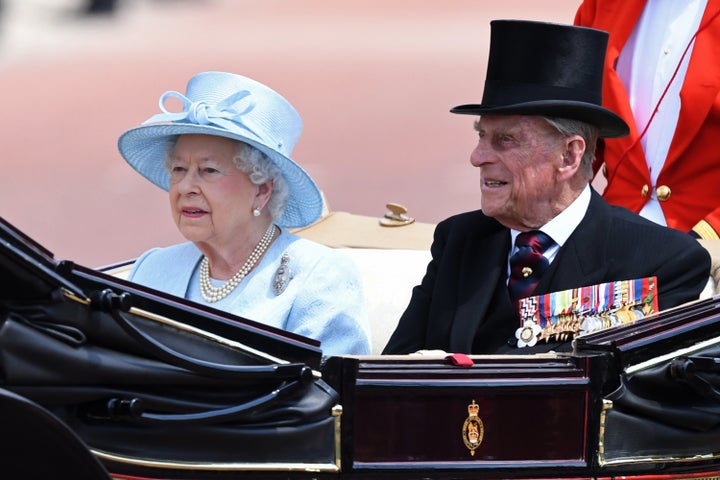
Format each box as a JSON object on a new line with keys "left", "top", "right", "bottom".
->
{"left": 1, "top": 216, "right": 718, "bottom": 480}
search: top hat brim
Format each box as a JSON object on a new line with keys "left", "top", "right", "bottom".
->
{"left": 450, "top": 100, "right": 629, "bottom": 139}
{"left": 118, "top": 122, "right": 324, "bottom": 229}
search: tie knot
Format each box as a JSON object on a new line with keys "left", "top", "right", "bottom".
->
{"left": 508, "top": 230, "right": 555, "bottom": 308}
{"left": 515, "top": 230, "right": 553, "bottom": 253}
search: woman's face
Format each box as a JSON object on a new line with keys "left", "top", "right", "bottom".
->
{"left": 167, "top": 134, "right": 264, "bottom": 250}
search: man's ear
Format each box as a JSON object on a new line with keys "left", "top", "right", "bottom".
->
{"left": 564, "top": 136, "right": 585, "bottom": 166}
{"left": 556, "top": 136, "right": 585, "bottom": 181}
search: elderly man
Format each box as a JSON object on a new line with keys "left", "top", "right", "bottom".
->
{"left": 383, "top": 20, "right": 710, "bottom": 355}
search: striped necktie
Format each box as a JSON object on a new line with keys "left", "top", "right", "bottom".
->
{"left": 508, "top": 230, "right": 554, "bottom": 307}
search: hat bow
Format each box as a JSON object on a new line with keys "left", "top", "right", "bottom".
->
{"left": 143, "top": 90, "right": 260, "bottom": 139}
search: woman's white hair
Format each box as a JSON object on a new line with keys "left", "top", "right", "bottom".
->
{"left": 233, "top": 141, "right": 289, "bottom": 222}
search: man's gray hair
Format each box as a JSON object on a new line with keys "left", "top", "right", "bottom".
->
{"left": 543, "top": 117, "right": 598, "bottom": 181}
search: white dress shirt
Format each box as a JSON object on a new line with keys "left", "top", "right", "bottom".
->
{"left": 509, "top": 184, "right": 592, "bottom": 276}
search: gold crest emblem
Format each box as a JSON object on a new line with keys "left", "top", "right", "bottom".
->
{"left": 462, "top": 400, "right": 484, "bottom": 456}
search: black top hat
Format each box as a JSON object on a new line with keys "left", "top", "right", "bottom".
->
{"left": 450, "top": 20, "right": 629, "bottom": 138}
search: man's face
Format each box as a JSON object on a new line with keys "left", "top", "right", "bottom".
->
{"left": 470, "top": 115, "right": 568, "bottom": 230}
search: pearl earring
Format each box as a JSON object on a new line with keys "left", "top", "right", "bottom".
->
{"left": 252, "top": 207, "right": 261, "bottom": 217}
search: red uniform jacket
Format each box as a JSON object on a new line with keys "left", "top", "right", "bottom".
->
{"left": 574, "top": 0, "right": 720, "bottom": 238}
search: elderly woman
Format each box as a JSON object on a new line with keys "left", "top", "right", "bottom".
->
{"left": 118, "top": 71, "right": 371, "bottom": 357}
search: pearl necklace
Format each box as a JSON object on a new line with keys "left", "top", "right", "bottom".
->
{"left": 199, "top": 224, "right": 276, "bottom": 303}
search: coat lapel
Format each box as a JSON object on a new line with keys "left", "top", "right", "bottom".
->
{"left": 668, "top": 0, "right": 720, "bottom": 166}
{"left": 449, "top": 225, "right": 511, "bottom": 351}
{"left": 537, "top": 191, "right": 611, "bottom": 294}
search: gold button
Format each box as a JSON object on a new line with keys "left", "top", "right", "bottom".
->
{"left": 641, "top": 184, "right": 649, "bottom": 198}
{"left": 656, "top": 185, "right": 671, "bottom": 201}
{"left": 602, "top": 164, "right": 608, "bottom": 178}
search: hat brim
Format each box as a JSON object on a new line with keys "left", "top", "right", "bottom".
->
{"left": 450, "top": 100, "right": 629, "bottom": 138}
{"left": 118, "top": 123, "right": 323, "bottom": 228}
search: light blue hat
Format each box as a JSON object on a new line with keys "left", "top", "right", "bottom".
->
{"left": 117, "top": 71, "right": 323, "bottom": 228}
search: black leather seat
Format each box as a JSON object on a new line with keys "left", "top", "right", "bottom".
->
{"left": 0, "top": 388, "right": 111, "bottom": 480}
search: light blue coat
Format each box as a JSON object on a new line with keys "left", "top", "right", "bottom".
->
{"left": 128, "top": 229, "right": 371, "bottom": 358}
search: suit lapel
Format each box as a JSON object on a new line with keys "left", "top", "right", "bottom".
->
{"left": 537, "top": 191, "right": 611, "bottom": 294}
{"left": 449, "top": 226, "right": 511, "bottom": 351}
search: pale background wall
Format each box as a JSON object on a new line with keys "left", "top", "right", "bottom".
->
{"left": 0, "top": 0, "right": 581, "bottom": 267}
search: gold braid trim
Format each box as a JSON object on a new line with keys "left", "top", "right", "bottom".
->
{"left": 692, "top": 219, "right": 720, "bottom": 240}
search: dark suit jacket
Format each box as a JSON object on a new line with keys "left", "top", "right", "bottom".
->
{"left": 383, "top": 190, "right": 711, "bottom": 355}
